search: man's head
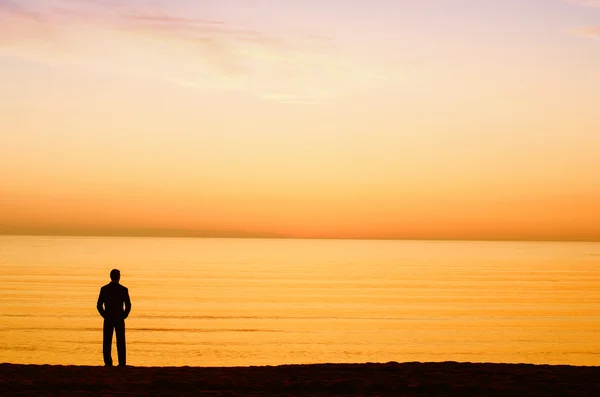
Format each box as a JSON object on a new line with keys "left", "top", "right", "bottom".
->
{"left": 110, "top": 269, "right": 121, "bottom": 282}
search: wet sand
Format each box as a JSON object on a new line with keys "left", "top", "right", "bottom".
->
{"left": 1, "top": 362, "right": 599, "bottom": 396}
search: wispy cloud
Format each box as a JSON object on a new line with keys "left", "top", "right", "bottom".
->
{"left": 566, "top": 26, "right": 600, "bottom": 40}
{"left": 0, "top": 0, "right": 41, "bottom": 20}
{"left": 0, "top": 0, "right": 416, "bottom": 104}
{"left": 0, "top": 1, "right": 290, "bottom": 63}
{"left": 569, "top": 0, "right": 600, "bottom": 7}
{"left": 566, "top": 0, "right": 600, "bottom": 41}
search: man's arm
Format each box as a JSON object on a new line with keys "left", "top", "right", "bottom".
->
{"left": 123, "top": 288, "right": 132, "bottom": 319}
{"left": 97, "top": 289, "right": 105, "bottom": 318}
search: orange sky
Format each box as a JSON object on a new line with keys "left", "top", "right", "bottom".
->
{"left": 1, "top": 0, "right": 599, "bottom": 241}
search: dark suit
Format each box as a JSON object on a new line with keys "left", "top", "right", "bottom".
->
{"left": 97, "top": 281, "right": 131, "bottom": 366}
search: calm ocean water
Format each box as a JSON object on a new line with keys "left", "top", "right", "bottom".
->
{"left": 0, "top": 236, "right": 599, "bottom": 367}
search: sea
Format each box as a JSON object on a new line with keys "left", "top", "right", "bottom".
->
{"left": 1, "top": 236, "right": 599, "bottom": 367}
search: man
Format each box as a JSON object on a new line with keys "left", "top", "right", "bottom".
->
{"left": 97, "top": 269, "right": 132, "bottom": 366}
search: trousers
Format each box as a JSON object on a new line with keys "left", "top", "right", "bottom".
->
{"left": 103, "top": 318, "right": 126, "bottom": 366}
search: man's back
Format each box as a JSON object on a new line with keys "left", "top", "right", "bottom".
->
{"left": 98, "top": 269, "right": 131, "bottom": 366}
{"left": 97, "top": 282, "right": 131, "bottom": 321}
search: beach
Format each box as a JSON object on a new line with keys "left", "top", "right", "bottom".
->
{"left": 2, "top": 362, "right": 599, "bottom": 396}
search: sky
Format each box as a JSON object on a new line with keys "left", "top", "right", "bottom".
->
{"left": 1, "top": 0, "right": 599, "bottom": 241}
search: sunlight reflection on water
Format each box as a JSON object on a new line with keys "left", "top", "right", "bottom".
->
{"left": 1, "top": 236, "right": 599, "bottom": 366}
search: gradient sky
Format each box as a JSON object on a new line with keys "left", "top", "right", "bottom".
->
{"left": 1, "top": 0, "right": 599, "bottom": 240}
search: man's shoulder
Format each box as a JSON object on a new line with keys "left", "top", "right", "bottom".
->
{"left": 101, "top": 282, "right": 127, "bottom": 290}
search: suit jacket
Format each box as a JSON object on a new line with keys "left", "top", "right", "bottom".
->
{"left": 97, "top": 282, "right": 131, "bottom": 321}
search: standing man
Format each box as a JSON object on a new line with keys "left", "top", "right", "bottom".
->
{"left": 97, "top": 269, "right": 132, "bottom": 366}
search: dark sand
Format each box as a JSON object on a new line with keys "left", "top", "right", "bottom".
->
{"left": 1, "top": 362, "right": 599, "bottom": 396}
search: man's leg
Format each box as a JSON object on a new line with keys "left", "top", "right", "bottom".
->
{"left": 115, "top": 320, "right": 126, "bottom": 366}
{"left": 103, "top": 320, "right": 114, "bottom": 366}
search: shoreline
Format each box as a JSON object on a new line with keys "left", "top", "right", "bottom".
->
{"left": 2, "top": 361, "right": 599, "bottom": 396}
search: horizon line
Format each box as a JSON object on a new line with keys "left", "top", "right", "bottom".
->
{"left": 1, "top": 232, "right": 598, "bottom": 243}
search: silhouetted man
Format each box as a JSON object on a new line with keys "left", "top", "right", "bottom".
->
{"left": 97, "top": 269, "right": 131, "bottom": 366}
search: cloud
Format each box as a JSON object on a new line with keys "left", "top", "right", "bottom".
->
{"left": 566, "top": 26, "right": 600, "bottom": 40}
{"left": 565, "top": 1, "right": 600, "bottom": 41}
{"left": 0, "top": 0, "right": 42, "bottom": 21}
{"left": 0, "top": 0, "right": 416, "bottom": 104}
{"left": 569, "top": 0, "right": 600, "bottom": 7}
{"left": 0, "top": 1, "right": 287, "bottom": 56}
